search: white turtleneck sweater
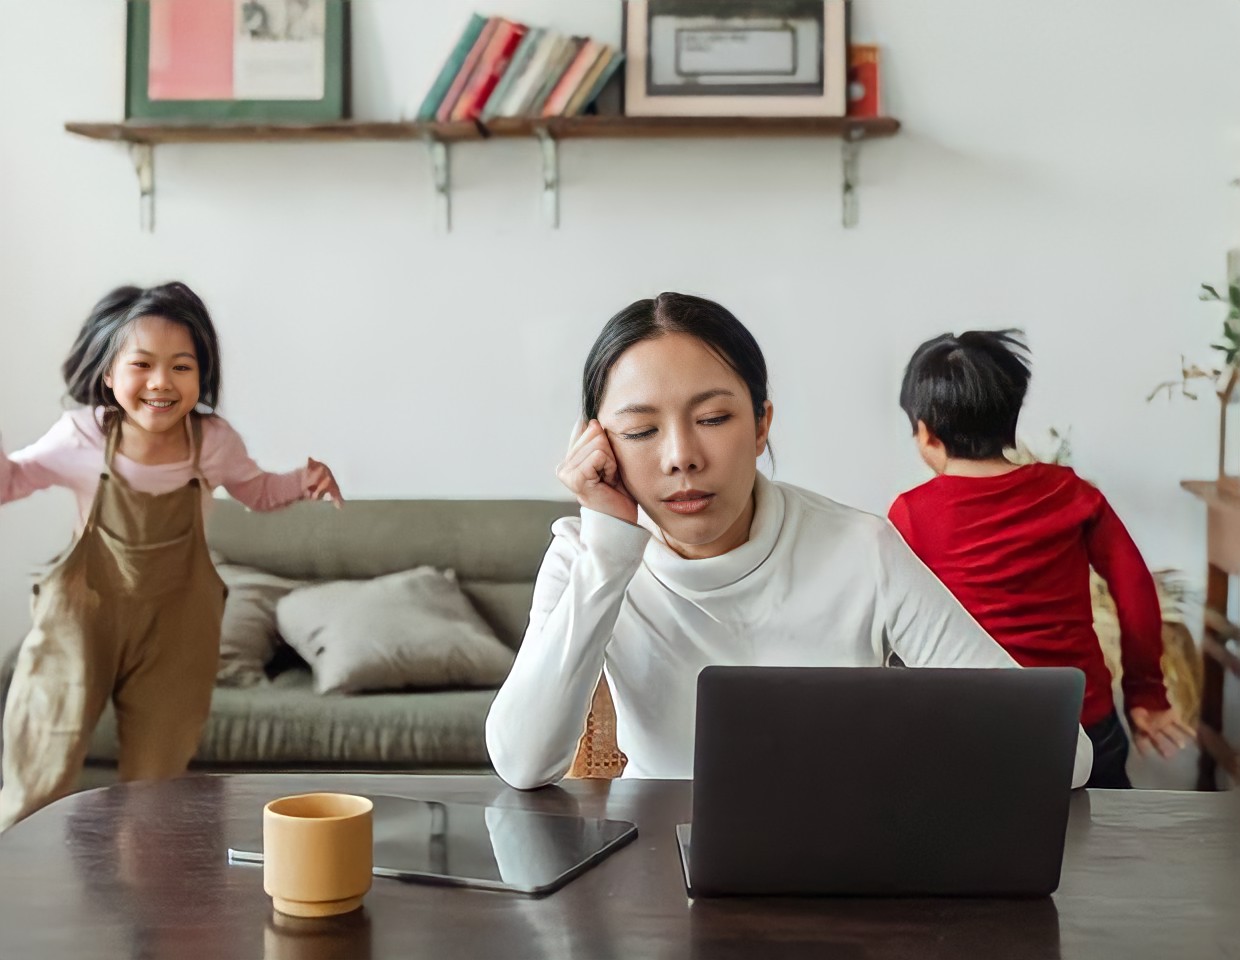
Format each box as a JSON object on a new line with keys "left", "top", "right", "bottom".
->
{"left": 486, "top": 474, "right": 1093, "bottom": 789}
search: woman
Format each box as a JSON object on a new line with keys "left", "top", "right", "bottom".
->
{"left": 486, "top": 293, "right": 1092, "bottom": 789}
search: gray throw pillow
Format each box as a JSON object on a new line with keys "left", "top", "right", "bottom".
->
{"left": 216, "top": 562, "right": 304, "bottom": 687}
{"left": 275, "top": 567, "right": 516, "bottom": 695}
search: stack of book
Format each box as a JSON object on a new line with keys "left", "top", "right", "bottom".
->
{"left": 415, "top": 14, "right": 625, "bottom": 123}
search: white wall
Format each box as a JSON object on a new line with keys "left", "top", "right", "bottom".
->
{"left": 1, "top": 0, "right": 1238, "bottom": 649}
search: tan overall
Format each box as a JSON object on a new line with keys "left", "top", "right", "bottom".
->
{"left": 0, "top": 415, "right": 225, "bottom": 831}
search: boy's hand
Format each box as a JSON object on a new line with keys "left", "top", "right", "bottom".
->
{"left": 1128, "top": 706, "right": 1195, "bottom": 759}
{"left": 304, "top": 457, "right": 344, "bottom": 508}
{"left": 556, "top": 419, "right": 638, "bottom": 526}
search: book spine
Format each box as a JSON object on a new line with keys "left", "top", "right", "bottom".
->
{"left": 526, "top": 37, "right": 585, "bottom": 117}
{"left": 435, "top": 16, "right": 498, "bottom": 123}
{"left": 502, "top": 33, "right": 564, "bottom": 118}
{"left": 571, "top": 51, "right": 625, "bottom": 116}
{"left": 451, "top": 21, "right": 528, "bottom": 122}
{"left": 415, "top": 13, "right": 486, "bottom": 122}
{"left": 541, "top": 41, "right": 603, "bottom": 118}
{"left": 563, "top": 46, "right": 614, "bottom": 117}
{"left": 480, "top": 27, "right": 543, "bottom": 123}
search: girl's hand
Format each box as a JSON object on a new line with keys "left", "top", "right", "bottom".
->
{"left": 556, "top": 419, "right": 638, "bottom": 525}
{"left": 304, "top": 457, "right": 344, "bottom": 508}
{"left": 1128, "top": 705, "right": 1196, "bottom": 759}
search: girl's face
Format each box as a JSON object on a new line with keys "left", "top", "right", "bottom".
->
{"left": 103, "top": 314, "right": 201, "bottom": 437}
{"left": 598, "top": 332, "right": 773, "bottom": 560}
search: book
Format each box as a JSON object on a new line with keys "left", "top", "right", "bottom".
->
{"left": 847, "top": 44, "right": 881, "bottom": 118}
{"left": 435, "top": 16, "right": 499, "bottom": 123}
{"left": 569, "top": 50, "right": 625, "bottom": 116}
{"left": 498, "top": 31, "right": 567, "bottom": 117}
{"left": 541, "top": 40, "right": 605, "bottom": 118}
{"left": 525, "top": 36, "right": 585, "bottom": 117}
{"left": 415, "top": 13, "right": 487, "bottom": 121}
{"left": 563, "top": 46, "right": 616, "bottom": 117}
{"left": 480, "top": 26, "right": 545, "bottom": 122}
{"left": 450, "top": 19, "right": 528, "bottom": 122}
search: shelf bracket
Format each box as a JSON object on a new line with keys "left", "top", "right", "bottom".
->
{"left": 130, "top": 143, "right": 155, "bottom": 233}
{"left": 536, "top": 128, "right": 560, "bottom": 229}
{"left": 423, "top": 135, "right": 451, "bottom": 233}
{"left": 841, "top": 131, "right": 861, "bottom": 229}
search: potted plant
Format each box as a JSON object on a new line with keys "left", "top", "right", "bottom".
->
{"left": 1150, "top": 276, "right": 1240, "bottom": 496}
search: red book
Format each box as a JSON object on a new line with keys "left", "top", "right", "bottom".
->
{"left": 847, "top": 44, "right": 881, "bottom": 118}
{"left": 436, "top": 16, "right": 500, "bottom": 123}
{"left": 540, "top": 39, "right": 604, "bottom": 118}
{"left": 450, "top": 20, "right": 528, "bottom": 122}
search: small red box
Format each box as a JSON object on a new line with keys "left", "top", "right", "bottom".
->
{"left": 847, "top": 44, "right": 881, "bottom": 118}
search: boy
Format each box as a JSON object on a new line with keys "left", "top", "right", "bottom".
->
{"left": 889, "top": 330, "right": 1192, "bottom": 787}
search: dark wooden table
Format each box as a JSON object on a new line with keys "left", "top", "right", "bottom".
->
{"left": 0, "top": 775, "right": 1237, "bottom": 959}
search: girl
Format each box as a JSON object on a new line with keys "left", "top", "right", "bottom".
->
{"left": 0, "top": 282, "right": 341, "bottom": 830}
{"left": 485, "top": 292, "right": 1094, "bottom": 790}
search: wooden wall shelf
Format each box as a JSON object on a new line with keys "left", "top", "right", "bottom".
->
{"left": 65, "top": 116, "right": 899, "bottom": 145}
{"left": 65, "top": 116, "right": 901, "bottom": 231}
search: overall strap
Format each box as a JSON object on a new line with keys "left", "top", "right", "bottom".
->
{"left": 189, "top": 413, "right": 204, "bottom": 474}
{"left": 102, "top": 411, "right": 122, "bottom": 474}
{"left": 85, "top": 412, "right": 123, "bottom": 534}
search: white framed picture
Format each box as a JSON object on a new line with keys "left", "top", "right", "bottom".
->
{"left": 623, "top": 0, "right": 847, "bottom": 117}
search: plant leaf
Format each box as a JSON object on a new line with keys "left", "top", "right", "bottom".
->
{"left": 1203, "top": 283, "right": 1223, "bottom": 300}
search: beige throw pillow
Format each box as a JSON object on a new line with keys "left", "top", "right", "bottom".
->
{"left": 216, "top": 563, "right": 304, "bottom": 687}
{"left": 275, "top": 567, "right": 515, "bottom": 695}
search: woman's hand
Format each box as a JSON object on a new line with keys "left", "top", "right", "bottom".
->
{"left": 1128, "top": 705, "right": 1195, "bottom": 759}
{"left": 556, "top": 420, "right": 638, "bottom": 525}
{"left": 304, "top": 457, "right": 344, "bottom": 508}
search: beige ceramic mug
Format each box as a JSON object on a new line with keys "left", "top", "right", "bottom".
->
{"left": 263, "top": 793, "right": 373, "bottom": 918}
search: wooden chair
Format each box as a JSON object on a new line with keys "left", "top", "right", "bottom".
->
{"left": 566, "top": 676, "right": 627, "bottom": 779}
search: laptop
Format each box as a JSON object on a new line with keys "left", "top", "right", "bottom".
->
{"left": 677, "top": 666, "right": 1085, "bottom": 898}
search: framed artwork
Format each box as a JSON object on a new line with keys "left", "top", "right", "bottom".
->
{"left": 622, "top": 0, "right": 847, "bottom": 117}
{"left": 126, "top": 0, "right": 350, "bottom": 122}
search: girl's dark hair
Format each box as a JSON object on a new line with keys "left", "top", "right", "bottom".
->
{"left": 62, "top": 282, "right": 222, "bottom": 421}
{"left": 898, "top": 329, "right": 1030, "bottom": 460}
{"left": 582, "top": 293, "right": 771, "bottom": 428}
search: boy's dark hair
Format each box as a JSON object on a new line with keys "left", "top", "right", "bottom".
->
{"left": 582, "top": 292, "right": 773, "bottom": 462}
{"left": 62, "top": 282, "right": 222, "bottom": 422}
{"left": 899, "top": 329, "right": 1030, "bottom": 460}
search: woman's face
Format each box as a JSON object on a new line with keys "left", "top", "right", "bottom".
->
{"left": 598, "top": 332, "right": 773, "bottom": 559}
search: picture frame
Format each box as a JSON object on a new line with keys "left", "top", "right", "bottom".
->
{"left": 125, "top": 0, "right": 350, "bottom": 122}
{"left": 622, "top": 0, "right": 847, "bottom": 118}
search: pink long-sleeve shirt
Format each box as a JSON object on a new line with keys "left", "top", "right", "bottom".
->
{"left": 0, "top": 408, "right": 307, "bottom": 526}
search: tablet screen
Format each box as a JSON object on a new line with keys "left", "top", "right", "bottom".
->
{"left": 228, "top": 793, "right": 638, "bottom": 896}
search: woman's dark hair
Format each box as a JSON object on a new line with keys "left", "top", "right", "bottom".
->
{"left": 583, "top": 293, "right": 771, "bottom": 433}
{"left": 898, "top": 329, "right": 1030, "bottom": 460}
{"left": 62, "top": 282, "right": 222, "bottom": 421}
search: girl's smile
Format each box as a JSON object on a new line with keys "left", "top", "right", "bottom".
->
{"left": 103, "top": 314, "right": 201, "bottom": 463}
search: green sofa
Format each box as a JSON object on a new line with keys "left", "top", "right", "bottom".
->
{"left": 1, "top": 498, "right": 576, "bottom": 780}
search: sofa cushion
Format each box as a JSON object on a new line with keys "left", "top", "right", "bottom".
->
{"left": 86, "top": 668, "right": 497, "bottom": 767}
{"left": 275, "top": 568, "right": 515, "bottom": 695}
{"left": 216, "top": 562, "right": 303, "bottom": 687}
{"left": 460, "top": 580, "right": 535, "bottom": 651}
{"left": 206, "top": 498, "right": 578, "bottom": 583}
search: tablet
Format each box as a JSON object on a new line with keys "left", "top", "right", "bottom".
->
{"left": 227, "top": 793, "right": 638, "bottom": 896}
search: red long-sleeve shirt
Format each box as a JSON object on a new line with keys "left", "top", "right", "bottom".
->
{"left": 888, "top": 463, "right": 1168, "bottom": 728}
